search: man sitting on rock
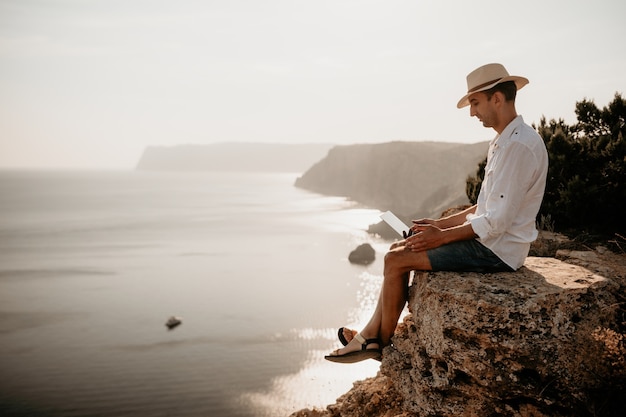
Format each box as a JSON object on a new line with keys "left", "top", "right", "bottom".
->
{"left": 326, "top": 63, "right": 549, "bottom": 363}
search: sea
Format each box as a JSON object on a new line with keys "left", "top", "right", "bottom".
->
{"left": 0, "top": 170, "right": 394, "bottom": 417}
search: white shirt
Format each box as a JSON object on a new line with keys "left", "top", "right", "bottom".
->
{"left": 467, "top": 115, "right": 549, "bottom": 270}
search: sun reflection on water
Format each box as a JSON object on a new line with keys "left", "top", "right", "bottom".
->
{"left": 239, "top": 196, "right": 402, "bottom": 415}
{"left": 239, "top": 343, "right": 381, "bottom": 417}
{"left": 327, "top": 208, "right": 383, "bottom": 232}
{"left": 241, "top": 271, "right": 398, "bottom": 416}
{"left": 289, "top": 195, "right": 383, "bottom": 234}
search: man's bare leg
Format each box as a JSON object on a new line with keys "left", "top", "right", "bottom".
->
{"left": 339, "top": 241, "right": 409, "bottom": 345}
{"left": 330, "top": 246, "right": 431, "bottom": 356}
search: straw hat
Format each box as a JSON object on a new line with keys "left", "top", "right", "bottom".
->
{"left": 457, "top": 63, "right": 528, "bottom": 108}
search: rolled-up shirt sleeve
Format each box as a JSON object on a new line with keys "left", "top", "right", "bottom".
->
{"left": 468, "top": 212, "right": 490, "bottom": 240}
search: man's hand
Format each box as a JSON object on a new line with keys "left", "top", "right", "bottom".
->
{"left": 405, "top": 223, "right": 447, "bottom": 252}
{"left": 404, "top": 218, "right": 439, "bottom": 238}
{"left": 404, "top": 220, "right": 478, "bottom": 252}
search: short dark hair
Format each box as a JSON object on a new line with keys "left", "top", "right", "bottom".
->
{"left": 484, "top": 80, "right": 517, "bottom": 102}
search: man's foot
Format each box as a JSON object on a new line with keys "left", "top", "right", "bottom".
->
{"left": 325, "top": 333, "right": 382, "bottom": 363}
{"left": 338, "top": 327, "right": 358, "bottom": 346}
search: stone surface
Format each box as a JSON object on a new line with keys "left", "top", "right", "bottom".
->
{"left": 291, "top": 250, "right": 626, "bottom": 417}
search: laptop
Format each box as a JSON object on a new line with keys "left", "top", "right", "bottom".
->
{"left": 379, "top": 211, "right": 411, "bottom": 237}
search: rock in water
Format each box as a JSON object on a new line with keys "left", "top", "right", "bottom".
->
{"left": 165, "top": 316, "right": 182, "bottom": 330}
{"left": 348, "top": 243, "right": 376, "bottom": 265}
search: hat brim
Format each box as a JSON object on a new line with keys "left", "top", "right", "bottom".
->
{"left": 457, "top": 76, "right": 529, "bottom": 108}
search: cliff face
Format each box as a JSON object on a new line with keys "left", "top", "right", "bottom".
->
{"left": 294, "top": 141, "right": 489, "bottom": 218}
{"left": 291, "top": 246, "right": 626, "bottom": 417}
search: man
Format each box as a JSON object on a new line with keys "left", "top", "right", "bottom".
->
{"left": 326, "top": 63, "right": 549, "bottom": 363}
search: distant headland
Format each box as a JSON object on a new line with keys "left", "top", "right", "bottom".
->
{"left": 295, "top": 140, "right": 489, "bottom": 220}
{"left": 135, "top": 142, "right": 335, "bottom": 173}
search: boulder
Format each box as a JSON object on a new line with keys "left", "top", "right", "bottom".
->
{"left": 348, "top": 243, "right": 376, "bottom": 265}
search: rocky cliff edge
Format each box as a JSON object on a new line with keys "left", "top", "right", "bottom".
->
{"left": 291, "top": 241, "right": 626, "bottom": 417}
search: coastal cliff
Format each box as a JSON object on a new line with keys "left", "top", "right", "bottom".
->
{"left": 294, "top": 141, "right": 489, "bottom": 218}
{"left": 290, "top": 243, "right": 626, "bottom": 417}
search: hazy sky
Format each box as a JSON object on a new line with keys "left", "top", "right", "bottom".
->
{"left": 1, "top": 0, "right": 624, "bottom": 169}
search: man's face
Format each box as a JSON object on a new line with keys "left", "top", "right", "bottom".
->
{"left": 468, "top": 92, "right": 496, "bottom": 128}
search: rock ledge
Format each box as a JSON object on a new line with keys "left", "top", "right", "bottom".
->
{"left": 292, "top": 250, "right": 626, "bottom": 417}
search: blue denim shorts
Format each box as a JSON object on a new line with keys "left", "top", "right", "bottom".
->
{"left": 427, "top": 239, "right": 514, "bottom": 273}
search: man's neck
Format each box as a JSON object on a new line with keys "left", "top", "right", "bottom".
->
{"left": 494, "top": 108, "right": 518, "bottom": 135}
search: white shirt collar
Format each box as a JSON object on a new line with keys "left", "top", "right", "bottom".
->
{"left": 492, "top": 115, "right": 524, "bottom": 147}
{"left": 501, "top": 115, "right": 524, "bottom": 140}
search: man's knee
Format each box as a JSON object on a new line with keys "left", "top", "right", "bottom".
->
{"left": 384, "top": 248, "right": 430, "bottom": 273}
{"left": 383, "top": 249, "right": 408, "bottom": 275}
{"left": 384, "top": 247, "right": 403, "bottom": 264}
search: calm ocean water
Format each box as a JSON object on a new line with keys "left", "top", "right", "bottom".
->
{"left": 0, "top": 170, "right": 390, "bottom": 417}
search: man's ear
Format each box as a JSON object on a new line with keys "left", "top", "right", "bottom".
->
{"left": 494, "top": 91, "right": 510, "bottom": 109}
{"left": 492, "top": 91, "right": 504, "bottom": 105}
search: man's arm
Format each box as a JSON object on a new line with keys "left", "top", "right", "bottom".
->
{"left": 436, "top": 204, "right": 477, "bottom": 229}
{"left": 411, "top": 204, "right": 477, "bottom": 230}
{"left": 407, "top": 220, "right": 477, "bottom": 252}
{"left": 406, "top": 205, "right": 478, "bottom": 252}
